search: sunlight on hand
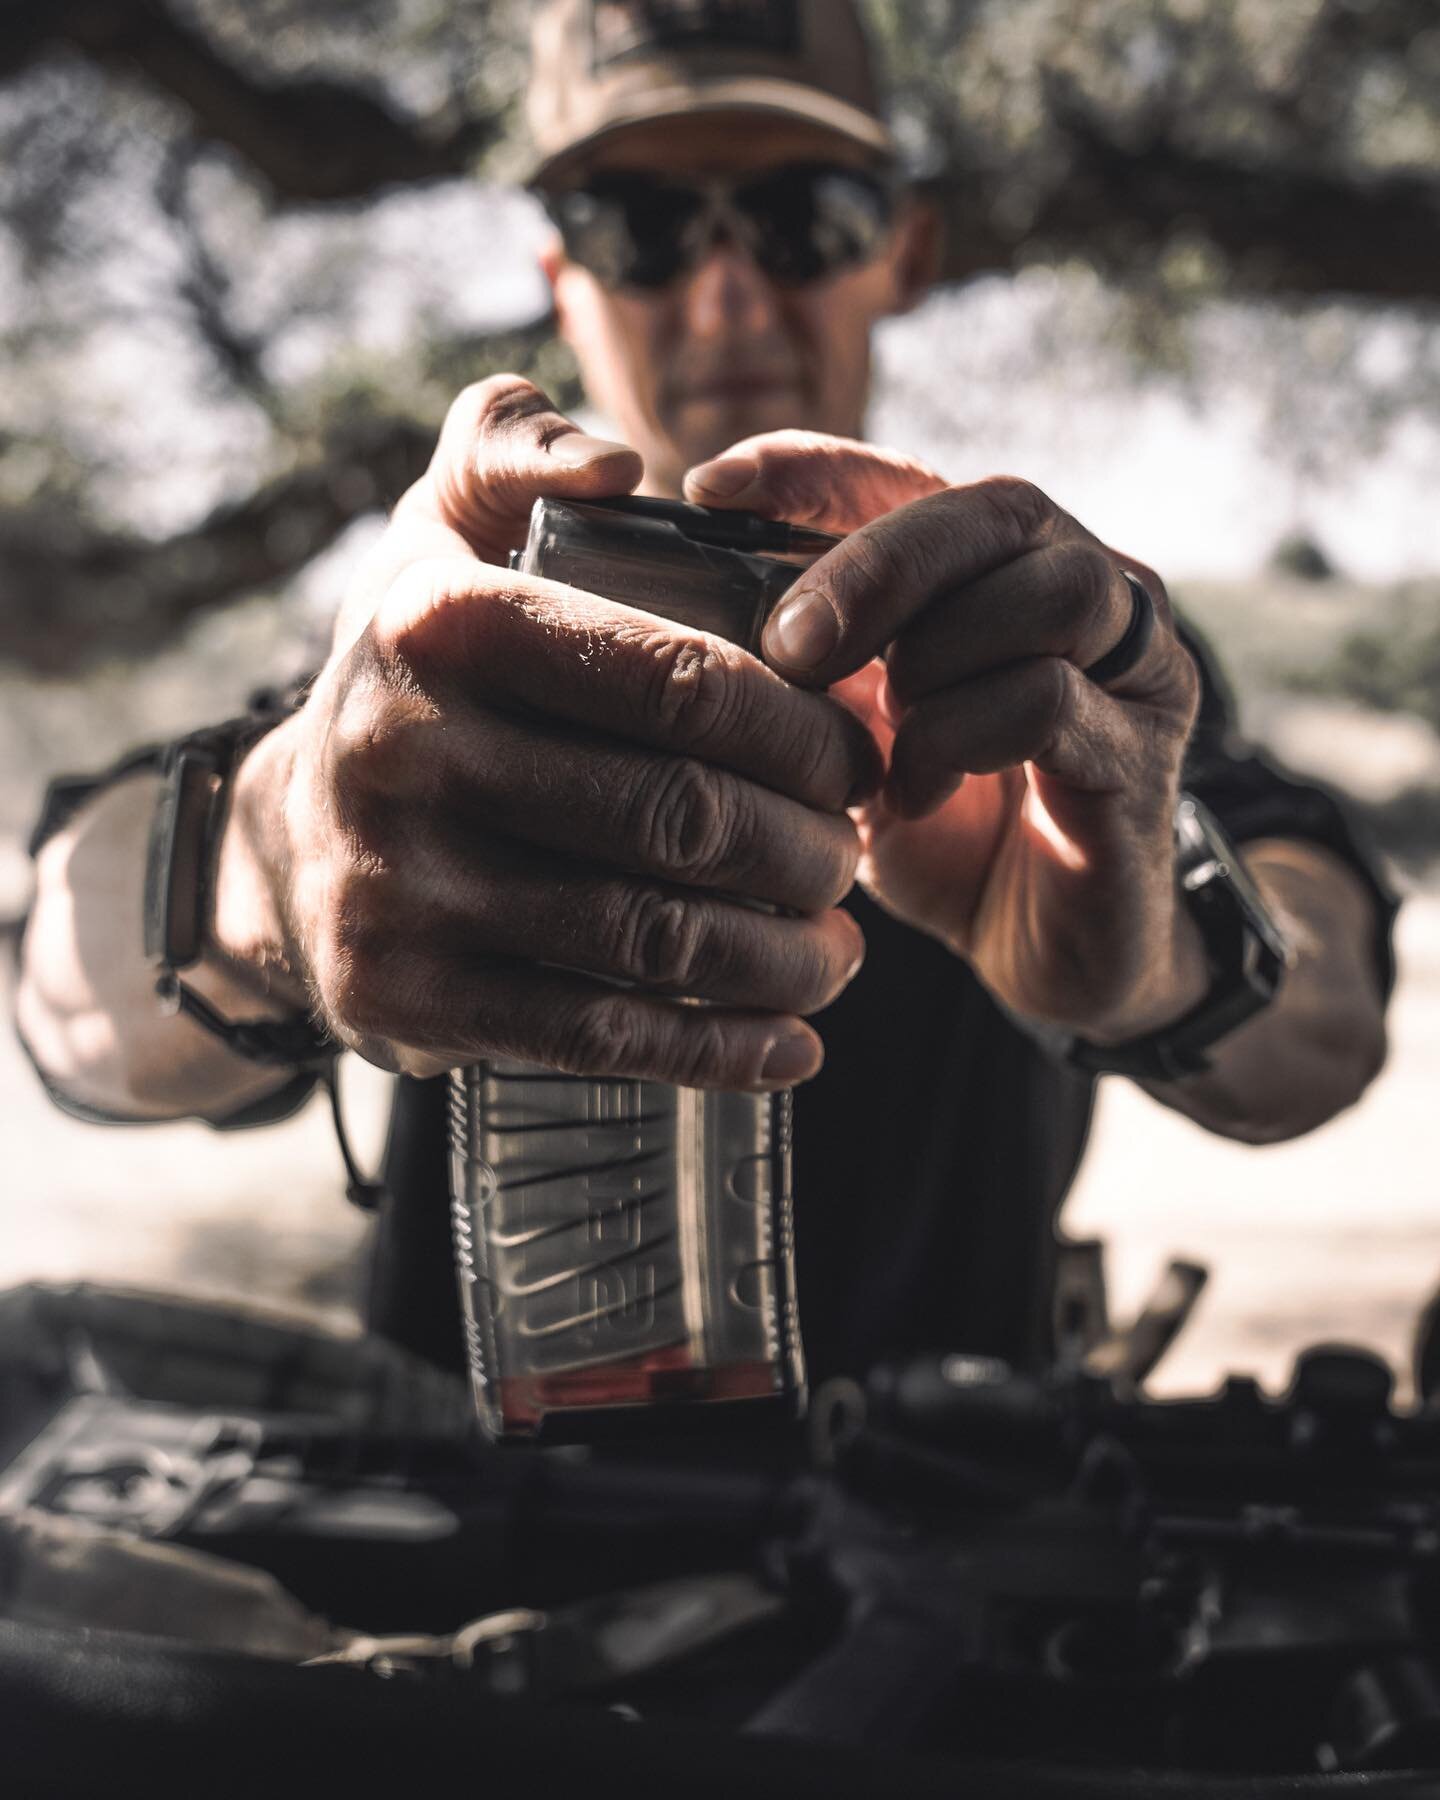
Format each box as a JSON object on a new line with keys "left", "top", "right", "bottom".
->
{"left": 1022, "top": 774, "right": 1089, "bottom": 873}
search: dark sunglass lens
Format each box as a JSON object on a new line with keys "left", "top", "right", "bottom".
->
{"left": 547, "top": 180, "right": 702, "bottom": 289}
{"left": 741, "top": 165, "right": 893, "bottom": 284}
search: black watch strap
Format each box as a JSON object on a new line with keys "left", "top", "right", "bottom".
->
{"left": 1062, "top": 794, "right": 1292, "bottom": 1082}
{"left": 1065, "top": 978, "right": 1272, "bottom": 1083}
{"left": 142, "top": 718, "right": 278, "bottom": 972}
{"left": 142, "top": 701, "right": 336, "bottom": 1074}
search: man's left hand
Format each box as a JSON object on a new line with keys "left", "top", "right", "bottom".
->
{"left": 686, "top": 434, "right": 1208, "bottom": 1044}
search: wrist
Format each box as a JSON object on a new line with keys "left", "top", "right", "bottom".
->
{"left": 1063, "top": 796, "right": 1293, "bottom": 1082}
{"left": 207, "top": 717, "right": 312, "bottom": 1016}
{"left": 1081, "top": 902, "right": 1211, "bottom": 1048}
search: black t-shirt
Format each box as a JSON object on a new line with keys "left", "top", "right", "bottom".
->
{"left": 364, "top": 623, "right": 1399, "bottom": 1386}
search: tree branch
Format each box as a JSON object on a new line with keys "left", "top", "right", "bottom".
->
{"left": 156, "top": 139, "right": 280, "bottom": 413}
{"left": 933, "top": 113, "right": 1440, "bottom": 305}
{"left": 4, "top": 0, "right": 497, "bottom": 202}
{"left": 0, "top": 320, "right": 576, "bottom": 674}
{"left": 0, "top": 416, "right": 430, "bottom": 674}
{"left": 7, "top": 0, "right": 1437, "bottom": 302}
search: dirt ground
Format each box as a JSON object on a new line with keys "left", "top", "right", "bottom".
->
{"left": 3, "top": 882, "right": 1437, "bottom": 1402}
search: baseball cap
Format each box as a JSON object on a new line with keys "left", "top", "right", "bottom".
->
{"left": 526, "top": 0, "right": 895, "bottom": 186}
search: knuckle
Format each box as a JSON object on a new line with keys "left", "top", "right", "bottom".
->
{"left": 642, "top": 631, "right": 745, "bottom": 745}
{"left": 321, "top": 695, "right": 386, "bottom": 804}
{"left": 623, "top": 890, "right": 710, "bottom": 990}
{"left": 755, "top": 430, "right": 841, "bottom": 521}
{"left": 801, "top": 817, "right": 860, "bottom": 910}
{"left": 340, "top": 1031, "right": 407, "bottom": 1074}
{"left": 433, "top": 377, "right": 563, "bottom": 526}
{"left": 972, "top": 475, "right": 1053, "bottom": 543}
{"left": 376, "top": 568, "right": 540, "bottom": 702}
{"left": 388, "top": 1044, "right": 452, "bottom": 1080}
{"left": 1066, "top": 544, "right": 1123, "bottom": 646}
{"left": 764, "top": 429, "right": 833, "bottom": 458}
{"left": 641, "top": 757, "right": 740, "bottom": 881}
{"left": 1169, "top": 637, "right": 1203, "bottom": 729}
{"left": 790, "top": 933, "right": 840, "bottom": 1013}
{"left": 828, "top": 820, "right": 863, "bottom": 901}
{"left": 376, "top": 562, "right": 441, "bottom": 656}
{"left": 451, "top": 373, "right": 545, "bottom": 441}
{"left": 671, "top": 1013, "right": 736, "bottom": 1087}
{"left": 333, "top": 983, "right": 397, "bottom": 1046}
{"left": 784, "top": 708, "right": 833, "bottom": 796}
{"left": 551, "top": 995, "right": 639, "bottom": 1078}
{"left": 830, "top": 519, "right": 911, "bottom": 606}
{"left": 428, "top": 375, "right": 593, "bottom": 548}
{"left": 321, "top": 690, "right": 436, "bottom": 850}
{"left": 379, "top": 560, "right": 508, "bottom": 676}
{"left": 321, "top": 932, "right": 457, "bottom": 1064}
{"left": 762, "top": 690, "right": 845, "bottom": 806}
{"left": 1039, "top": 657, "right": 1081, "bottom": 746}
{"left": 309, "top": 877, "right": 390, "bottom": 1023}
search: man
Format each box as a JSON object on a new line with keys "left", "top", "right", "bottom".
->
{"left": 16, "top": 1, "right": 1392, "bottom": 1382}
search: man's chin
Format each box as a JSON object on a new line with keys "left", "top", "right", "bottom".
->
{"left": 669, "top": 390, "right": 811, "bottom": 461}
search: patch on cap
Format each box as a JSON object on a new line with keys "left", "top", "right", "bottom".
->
{"left": 590, "top": 1, "right": 800, "bottom": 70}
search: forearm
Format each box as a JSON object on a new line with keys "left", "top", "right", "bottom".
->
{"left": 15, "top": 727, "right": 310, "bottom": 1125}
{"left": 1137, "top": 838, "right": 1388, "bottom": 1144}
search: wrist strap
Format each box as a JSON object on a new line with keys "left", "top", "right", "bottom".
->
{"left": 142, "top": 709, "right": 289, "bottom": 973}
{"left": 154, "top": 969, "right": 334, "bottom": 1069}
{"left": 141, "top": 706, "right": 331, "bottom": 1065}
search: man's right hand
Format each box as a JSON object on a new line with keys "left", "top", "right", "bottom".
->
{"left": 218, "top": 377, "right": 876, "bottom": 1090}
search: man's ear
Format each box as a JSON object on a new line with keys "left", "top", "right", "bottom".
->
{"left": 886, "top": 195, "right": 943, "bottom": 317}
{"left": 538, "top": 230, "right": 570, "bottom": 333}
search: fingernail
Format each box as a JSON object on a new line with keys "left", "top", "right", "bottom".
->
{"left": 686, "top": 454, "right": 759, "bottom": 500}
{"left": 761, "top": 1030, "right": 819, "bottom": 1084}
{"left": 548, "top": 433, "right": 635, "bottom": 468}
{"left": 764, "top": 591, "right": 839, "bottom": 673}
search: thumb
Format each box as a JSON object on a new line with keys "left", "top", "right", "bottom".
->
{"left": 684, "top": 430, "right": 944, "bottom": 537}
{"left": 417, "top": 374, "right": 643, "bottom": 563}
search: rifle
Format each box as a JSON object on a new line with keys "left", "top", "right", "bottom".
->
{"left": 3, "top": 1285, "right": 1440, "bottom": 1796}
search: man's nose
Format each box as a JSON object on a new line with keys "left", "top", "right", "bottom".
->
{"left": 677, "top": 240, "right": 785, "bottom": 342}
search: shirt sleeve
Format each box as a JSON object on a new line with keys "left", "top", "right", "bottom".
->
{"left": 1177, "top": 614, "right": 1400, "bottom": 1001}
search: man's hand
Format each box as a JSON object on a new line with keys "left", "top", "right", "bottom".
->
{"left": 686, "top": 433, "right": 1206, "bottom": 1044}
{"left": 218, "top": 382, "right": 877, "bottom": 1091}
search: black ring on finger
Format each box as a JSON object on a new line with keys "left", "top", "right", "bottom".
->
{"left": 1082, "top": 570, "right": 1156, "bottom": 687}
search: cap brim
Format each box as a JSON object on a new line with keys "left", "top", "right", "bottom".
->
{"left": 528, "top": 76, "right": 895, "bottom": 186}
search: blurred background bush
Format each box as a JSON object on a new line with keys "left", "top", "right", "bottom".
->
{"left": 2, "top": 0, "right": 1438, "bottom": 1393}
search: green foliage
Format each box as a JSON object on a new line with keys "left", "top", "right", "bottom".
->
{"left": 1267, "top": 532, "right": 1338, "bottom": 583}
{"left": 1290, "top": 594, "right": 1440, "bottom": 736}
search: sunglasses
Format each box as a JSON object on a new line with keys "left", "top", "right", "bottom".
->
{"left": 539, "top": 161, "right": 898, "bottom": 291}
